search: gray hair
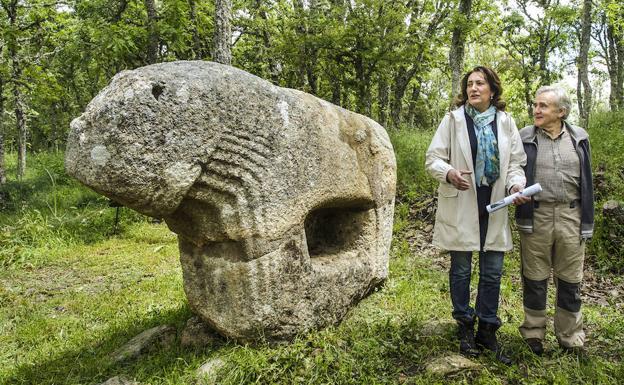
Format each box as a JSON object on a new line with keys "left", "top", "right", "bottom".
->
{"left": 535, "top": 86, "right": 571, "bottom": 120}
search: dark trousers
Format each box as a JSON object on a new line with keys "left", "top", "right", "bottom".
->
{"left": 450, "top": 250, "right": 504, "bottom": 324}
{"left": 449, "top": 213, "right": 504, "bottom": 324}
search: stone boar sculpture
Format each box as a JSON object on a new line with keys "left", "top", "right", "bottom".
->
{"left": 66, "top": 61, "right": 396, "bottom": 342}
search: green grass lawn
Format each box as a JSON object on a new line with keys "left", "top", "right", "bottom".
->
{"left": 1, "top": 214, "right": 623, "bottom": 384}
{"left": 2, "top": 111, "right": 624, "bottom": 384}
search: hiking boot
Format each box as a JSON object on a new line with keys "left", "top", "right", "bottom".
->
{"left": 561, "top": 345, "right": 588, "bottom": 361}
{"left": 525, "top": 338, "right": 544, "bottom": 356}
{"left": 475, "top": 318, "right": 512, "bottom": 365}
{"left": 456, "top": 315, "right": 480, "bottom": 358}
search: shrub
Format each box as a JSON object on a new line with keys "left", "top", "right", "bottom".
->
{"left": 586, "top": 111, "right": 624, "bottom": 273}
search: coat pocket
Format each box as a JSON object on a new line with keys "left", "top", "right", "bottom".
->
{"left": 436, "top": 183, "right": 459, "bottom": 225}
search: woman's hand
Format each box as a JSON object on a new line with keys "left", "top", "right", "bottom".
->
{"left": 446, "top": 169, "right": 472, "bottom": 191}
{"left": 510, "top": 184, "right": 532, "bottom": 205}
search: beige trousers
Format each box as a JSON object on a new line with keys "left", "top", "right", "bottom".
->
{"left": 519, "top": 202, "right": 585, "bottom": 348}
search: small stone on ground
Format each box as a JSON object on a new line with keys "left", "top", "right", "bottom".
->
{"left": 111, "top": 325, "right": 176, "bottom": 363}
{"left": 425, "top": 353, "right": 481, "bottom": 376}
{"left": 98, "top": 376, "right": 140, "bottom": 385}
{"left": 196, "top": 358, "right": 227, "bottom": 385}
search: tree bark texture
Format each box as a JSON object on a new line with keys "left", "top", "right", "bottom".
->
{"left": 448, "top": 0, "right": 472, "bottom": 105}
{"left": 255, "top": 0, "right": 279, "bottom": 83}
{"left": 213, "top": 0, "right": 232, "bottom": 65}
{"left": 3, "top": 0, "right": 27, "bottom": 180}
{"left": 577, "top": 0, "right": 592, "bottom": 127}
{"left": 0, "top": 76, "right": 5, "bottom": 185}
{"left": 188, "top": 0, "right": 203, "bottom": 59}
{"left": 144, "top": 0, "right": 159, "bottom": 64}
{"left": 377, "top": 75, "right": 389, "bottom": 128}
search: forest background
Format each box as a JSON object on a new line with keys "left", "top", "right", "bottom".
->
{"left": 1, "top": 0, "right": 624, "bottom": 384}
{"left": 0, "top": 0, "right": 623, "bottom": 178}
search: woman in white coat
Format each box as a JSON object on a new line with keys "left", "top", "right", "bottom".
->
{"left": 425, "top": 66, "right": 528, "bottom": 364}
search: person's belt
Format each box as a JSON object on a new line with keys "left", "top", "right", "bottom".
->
{"left": 533, "top": 199, "right": 580, "bottom": 209}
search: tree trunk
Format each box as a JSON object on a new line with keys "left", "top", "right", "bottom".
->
{"left": 213, "top": 0, "right": 232, "bottom": 65}
{"left": 390, "top": 65, "right": 419, "bottom": 128}
{"left": 606, "top": 22, "right": 623, "bottom": 110}
{"left": 616, "top": 37, "right": 624, "bottom": 109}
{"left": 14, "top": 84, "right": 26, "bottom": 181}
{"left": 0, "top": 76, "right": 5, "bottom": 185}
{"left": 523, "top": 67, "right": 533, "bottom": 118}
{"left": 354, "top": 56, "right": 372, "bottom": 116}
{"left": 255, "top": 0, "right": 279, "bottom": 83}
{"left": 144, "top": 0, "right": 159, "bottom": 64}
{"left": 448, "top": 0, "right": 472, "bottom": 106}
{"left": 188, "top": 0, "right": 202, "bottom": 59}
{"left": 407, "top": 79, "right": 422, "bottom": 128}
{"left": 331, "top": 75, "right": 341, "bottom": 106}
{"left": 391, "top": 68, "right": 408, "bottom": 128}
{"left": 377, "top": 75, "right": 389, "bottom": 128}
{"left": 4, "top": 0, "right": 27, "bottom": 180}
{"left": 577, "top": 0, "right": 592, "bottom": 127}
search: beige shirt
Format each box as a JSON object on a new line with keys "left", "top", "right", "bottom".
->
{"left": 534, "top": 126, "right": 581, "bottom": 203}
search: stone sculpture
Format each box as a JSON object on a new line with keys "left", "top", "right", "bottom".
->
{"left": 66, "top": 61, "right": 396, "bottom": 342}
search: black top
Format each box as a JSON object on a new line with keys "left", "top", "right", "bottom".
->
{"left": 465, "top": 111, "right": 499, "bottom": 250}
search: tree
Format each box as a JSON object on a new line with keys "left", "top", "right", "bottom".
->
{"left": 214, "top": 0, "right": 232, "bottom": 64}
{"left": 387, "top": 0, "right": 453, "bottom": 128}
{"left": 577, "top": 0, "right": 592, "bottom": 126}
{"left": 501, "top": 0, "right": 576, "bottom": 117}
{"left": 144, "top": 0, "right": 159, "bottom": 64}
{"left": 2, "top": 0, "right": 29, "bottom": 180}
{"left": 594, "top": 0, "right": 624, "bottom": 110}
{"left": 448, "top": 0, "right": 472, "bottom": 103}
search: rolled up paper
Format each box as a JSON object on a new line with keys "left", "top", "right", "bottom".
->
{"left": 486, "top": 183, "right": 542, "bottom": 213}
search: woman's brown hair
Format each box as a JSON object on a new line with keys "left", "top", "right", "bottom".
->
{"left": 454, "top": 66, "right": 506, "bottom": 111}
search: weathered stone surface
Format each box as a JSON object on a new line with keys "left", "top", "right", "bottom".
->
{"left": 98, "top": 376, "right": 140, "bottom": 385}
{"left": 196, "top": 358, "right": 227, "bottom": 385}
{"left": 181, "top": 316, "right": 220, "bottom": 348}
{"left": 66, "top": 61, "right": 396, "bottom": 342}
{"left": 111, "top": 325, "right": 176, "bottom": 363}
{"left": 425, "top": 354, "right": 481, "bottom": 376}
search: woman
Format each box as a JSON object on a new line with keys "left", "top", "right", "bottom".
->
{"left": 425, "top": 66, "right": 528, "bottom": 364}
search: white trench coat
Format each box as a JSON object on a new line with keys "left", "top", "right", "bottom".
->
{"left": 425, "top": 106, "right": 527, "bottom": 252}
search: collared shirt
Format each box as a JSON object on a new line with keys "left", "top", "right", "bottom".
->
{"left": 534, "top": 126, "right": 581, "bottom": 203}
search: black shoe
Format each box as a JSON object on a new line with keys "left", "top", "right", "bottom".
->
{"left": 561, "top": 345, "right": 588, "bottom": 360}
{"left": 456, "top": 315, "right": 480, "bottom": 358}
{"left": 525, "top": 338, "right": 544, "bottom": 356}
{"left": 475, "top": 318, "right": 512, "bottom": 365}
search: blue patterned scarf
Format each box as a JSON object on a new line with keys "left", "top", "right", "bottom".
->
{"left": 465, "top": 104, "right": 500, "bottom": 187}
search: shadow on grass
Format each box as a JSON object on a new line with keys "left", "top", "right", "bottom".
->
{"left": 3, "top": 305, "right": 231, "bottom": 385}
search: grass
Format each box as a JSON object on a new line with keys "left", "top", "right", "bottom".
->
{"left": 1, "top": 111, "right": 624, "bottom": 384}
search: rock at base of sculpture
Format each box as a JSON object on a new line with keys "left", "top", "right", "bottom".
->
{"left": 66, "top": 61, "right": 396, "bottom": 342}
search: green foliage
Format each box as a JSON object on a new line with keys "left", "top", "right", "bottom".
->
{"left": 586, "top": 111, "right": 624, "bottom": 273}
{"left": 389, "top": 128, "right": 437, "bottom": 202}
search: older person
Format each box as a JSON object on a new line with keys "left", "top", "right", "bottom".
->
{"left": 515, "top": 86, "right": 594, "bottom": 356}
{"left": 426, "top": 66, "right": 527, "bottom": 364}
